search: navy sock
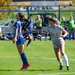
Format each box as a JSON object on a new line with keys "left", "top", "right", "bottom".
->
{"left": 21, "top": 53, "right": 28, "bottom": 65}
{"left": 27, "top": 39, "right": 31, "bottom": 46}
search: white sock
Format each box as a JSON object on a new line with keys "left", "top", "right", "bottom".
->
{"left": 58, "top": 59, "right": 63, "bottom": 66}
{"left": 63, "top": 54, "right": 69, "bottom": 66}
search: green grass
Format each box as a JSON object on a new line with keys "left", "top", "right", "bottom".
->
{"left": 0, "top": 40, "right": 75, "bottom": 75}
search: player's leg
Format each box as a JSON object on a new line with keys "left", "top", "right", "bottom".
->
{"left": 34, "top": 28, "right": 38, "bottom": 40}
{"left": 26, "top": 34, "right": 33, "bottom": 47}
{"left": 17, "top": 44, "right": 30, "bottom": 70}
{"left": 39, "top": 27, "right": 42, "bottom": 41}
{"left": 68, "top": 31, "right": 71, "bottom": 40}
{"left": 59, "top": 43, "right": 70, "bottom": 70}
{"left": 45, "top": 34, "right": 48, "bottom": 41}
{"left": 29, "top": 34, "right": 33, "bottom": 40}
{"left": 72, "top": 33, "right": 74, "bottom": 40}
{"left": 54, "top": 48, "right": 63, "bottom": 70}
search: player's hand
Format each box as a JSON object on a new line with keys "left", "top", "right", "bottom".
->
{"left": 34, "top": 26, "right": 36, "bottom": 29}
{"left": 60, "top": 35, "right": 65, "bottom": 38}
{"left": 12, "top": 37, "right": 17, "bottom": 43}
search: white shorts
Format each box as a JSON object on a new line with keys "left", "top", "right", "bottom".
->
{"left": 52, "top": 40, "right": 65, "bottom": 48}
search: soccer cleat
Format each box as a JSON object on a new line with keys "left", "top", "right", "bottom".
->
{"left": 66, "top": 66, "right": 70, "bottom": 70}
{"left": 59, "top": 65, "right": 63, "bottom": 70}
{"left": 21, "top": 64, "right": 30, "bottom": 70}
{"left": 26, "top": 45, "right": 30, "bottom": 47}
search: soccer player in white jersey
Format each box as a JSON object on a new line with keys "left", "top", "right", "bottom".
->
{"left": 41, "top": 17, "right": 70, "bottom": 70}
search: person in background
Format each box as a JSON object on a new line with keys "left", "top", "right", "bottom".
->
{"left": 43, "top": 31, "right": 48, "bottom": 41}
{"left": 1, "top": 34, "right": 9, "bottom": 40}
{"left": 22, "top": 15, "right": 34, "bottom": 46}
{"left": 12, "top": 13, "right": 30, "bottom": 70}
{"left": 60, "top": 17, "right": 68, "bottom": 40}
{"left": 40, "top": 17, "right": 70, "bottom": 70}
{"left": 26, "top": 18, "right": 34, "bottom": 47}
{"left": 67, "top": 16, "right": 75, "bottom": 40}
{"left": 34, "top": 15, "right": 42, "bottom": 41}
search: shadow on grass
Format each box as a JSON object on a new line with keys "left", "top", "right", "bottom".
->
{"left": 0, "top": 69, "right": 52, "bottom": 71}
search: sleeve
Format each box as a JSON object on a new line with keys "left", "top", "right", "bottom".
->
{"left": 14, "top": 22, "right": 19, "bottom": 28}
{"left": 59, "top": 25, "right": 64, "bottom": 31}
{"left": 44, "top": 26, "right": 50, "bottom": 32}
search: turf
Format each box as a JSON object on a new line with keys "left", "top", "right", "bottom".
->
{"left": 0, "top": 40, "right": 75, "bottom": 75}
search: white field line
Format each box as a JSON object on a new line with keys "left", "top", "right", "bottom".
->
{"left": 0, "top": 56, "right": 75, "bottom": 61}
{"left": 38, "top": 72, "right": 75, "bottom": 75}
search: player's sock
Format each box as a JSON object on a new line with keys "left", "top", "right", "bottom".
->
{"left": 63, "top": 54, "right": 69, "bottom": 67}
{"left": 21, "top": 53, "right": 28, "bottom": 65}
{"left": 58, "top": 59, "right": 63, "bottom": 66}
{"left": 26, "top": 39, "right": 31, "bottom": 46}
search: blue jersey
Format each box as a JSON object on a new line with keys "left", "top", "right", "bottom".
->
{"left": 14, "top": 21, "right": 24, "bottom": 39}
{"left": 28, "top": 22, "right": 34, "bottom": 32}
{"left": 14, "top": 21, "right": 24, "bottom": 45}
{"left": 25, "top": 22, "right": 34, "bottom": 35}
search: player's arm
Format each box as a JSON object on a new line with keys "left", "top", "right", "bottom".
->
{"left": 38, "top": 31, "right": 47, "bottom": 37}
{"left": 61, "top": 28, "right": 68, "bottom": 38}
{"left": 13, "top": 28, "right": 18, "bottom": 43}
{"left": 35, "top": 19, "right": 41, "bottom": 24}
{"left": 39, "top": 19, "right": 42, "bottom": 24}
{"left": 15, "top": 28, "right": 18, "bottom": 39}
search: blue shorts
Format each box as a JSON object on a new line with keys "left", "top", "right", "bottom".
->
{"left": 36, "top": 26, "right": 42, "bottom": 29}
{"left": 16, "top": 38, "right": 24, "bottom": 45}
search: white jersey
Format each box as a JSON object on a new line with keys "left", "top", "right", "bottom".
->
{"left": 47, "top": 25, "right": 65, "bottom": 48}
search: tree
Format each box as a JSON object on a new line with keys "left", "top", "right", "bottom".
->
{"left": 0, "top": 0, "right": 15, "bottom": 20}
{"left": 73, "top": 0, "right": 75, "bottom": 4}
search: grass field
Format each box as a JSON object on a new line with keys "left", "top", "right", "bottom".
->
{"left": 0, "top": 40, "right": 75, "bottom": 75}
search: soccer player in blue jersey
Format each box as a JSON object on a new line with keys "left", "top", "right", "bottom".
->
{"left": 22, "top": 17, "right": 34, "bottom": 47}
{"left": 12, "top": 13, "right": 30, "bottom": 70}
{"left": 26, "top": 18, "right": 34, "bottom": 47}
